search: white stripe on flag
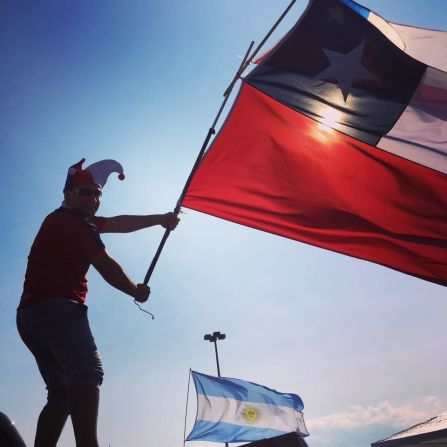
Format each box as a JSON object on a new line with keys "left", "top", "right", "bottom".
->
{"left": 196, "top": 394, "right": 306, "bottom": 434}
{"left": 378, "top": 67, "right": 447, "bottom": 174}
{"left": 390, "top": 23, "right": 447, "bottom": 72}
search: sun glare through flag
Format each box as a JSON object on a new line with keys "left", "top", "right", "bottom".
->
{"left": 182, "top": 0, "right": 447, "bottom": 287}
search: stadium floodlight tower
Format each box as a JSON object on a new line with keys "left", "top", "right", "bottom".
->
{"left": 204, "top": 331, "right": 228, "bottom": 447}
{"left": 204, "top": 331, "right": 226, "bottom": 377}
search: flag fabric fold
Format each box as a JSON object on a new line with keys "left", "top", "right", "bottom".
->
{"left": 186, "top": 371, "right": 308, "bottom": 443}
{"left": 182, "top": 0, "right": 447, "bottom": 287}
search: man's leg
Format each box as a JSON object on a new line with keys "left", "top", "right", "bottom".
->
{"left": 17, "top": 309, "right": 70, "bottom": 447}
{"left": 34, "top": 404, "right": 69, "bottom": 447}
{"left": 68, "top": 384, "right": 100, "bottom": 447}
{"left": 62, "top": 302, "right": 103, "bottom": 447}
{"left": 18, "top": 300, "right": 104, "bottom": 447}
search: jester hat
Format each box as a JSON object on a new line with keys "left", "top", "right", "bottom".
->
{"left": 64, "top": 158, "right": 125, "bottom": 190}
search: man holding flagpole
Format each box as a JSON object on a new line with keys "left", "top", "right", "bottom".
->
{"left": 17, "top": 158, "right": 179, "bottom": 447}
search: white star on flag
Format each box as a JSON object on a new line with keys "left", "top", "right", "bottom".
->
{"left": 315, "top": 42, "right": 377, "bottom": 101}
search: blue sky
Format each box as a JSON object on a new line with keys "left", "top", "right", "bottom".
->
{"left": 1, "top": 1, "right": 446, "bottom": 446}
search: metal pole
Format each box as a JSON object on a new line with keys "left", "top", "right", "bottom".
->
{"left": 213, "top": 340, "right": 228, "bottom": 447}
{"left": 204, "top": 332, "right": 226, "bottom": 377}
{"left": 205, "top": 332, "right": 227, "bottom": 447}
{"left": 213, "top": 339, "right": 222, "bottom": 377}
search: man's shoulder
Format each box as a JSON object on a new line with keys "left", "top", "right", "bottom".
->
{"left": 43, "top": 207, "right": 78, "bottom": 225}
{"left": 90, "top": 216, "right": 107, "bottom": 232}
{"left": 32, "top": 209, "right": 81, "bottom": 245}
{"left": 42, "top": 207, "right": 106, "bottom": 233}
{"left": 42, "top": 208, "right": 91, "bottom": 231}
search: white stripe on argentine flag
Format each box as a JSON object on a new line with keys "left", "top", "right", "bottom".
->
{"left": 187, "top": 371, "right": 308, "bottom": 443}
{"left": 196, "top": 394, "right": 307, "bottom": 433}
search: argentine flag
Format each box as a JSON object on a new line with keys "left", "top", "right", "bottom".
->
{"left": 186, "top": 371, "right": 308, "bottom": 443}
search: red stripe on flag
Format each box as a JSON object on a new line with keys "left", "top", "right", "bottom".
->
{"left": 183, "top": 83, "right": 447, "bottom": 286}
{"left": 418, "top": 83, "right": 447, "bottom": 103}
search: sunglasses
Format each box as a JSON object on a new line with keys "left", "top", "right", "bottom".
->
{"left": 74, "top": 188, "right": 102, "bottom": 198}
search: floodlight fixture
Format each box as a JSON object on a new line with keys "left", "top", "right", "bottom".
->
{"left": 203, "top": 331, "right": 227, "bottom": 377}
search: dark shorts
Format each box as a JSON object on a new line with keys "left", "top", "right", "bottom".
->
{"left": 17, "top": 298, "right": 104, "bottom": 410}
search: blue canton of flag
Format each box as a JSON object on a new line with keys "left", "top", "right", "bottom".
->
{"left": 186, "top": 371, "right": 308, "bottom": 443}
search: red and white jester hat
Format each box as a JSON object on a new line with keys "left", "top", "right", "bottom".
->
{"left": 64, "top": 158, "right": 125, "bottom": 190}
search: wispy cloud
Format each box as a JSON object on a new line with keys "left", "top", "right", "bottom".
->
{"left": 308, "top": 396, "right": 444, "bottom": 431}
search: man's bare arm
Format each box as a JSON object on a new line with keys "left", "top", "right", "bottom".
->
{"left": 91, "top": 250, "right": 149, "bottom": 302}
{"left": 101, "top": 212, "right": 179, "bottom": 233}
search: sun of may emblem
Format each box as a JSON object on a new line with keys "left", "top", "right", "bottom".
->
{"left": 241, "top": 404, "right": 261, "bottom": 424}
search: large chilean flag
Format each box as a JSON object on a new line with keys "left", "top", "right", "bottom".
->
{"left": 182, "top": 0, "right": 447, "bottom": 287}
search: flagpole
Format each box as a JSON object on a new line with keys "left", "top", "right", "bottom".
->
{"left": 183, "top": 369, "right": 192, "bottom": 447}
{"left": 223, "top": 0, "right": 297, "bottom": 97}
{"left": 142, "top": 39, "right": 253, "bottom": 285}
{"left": 143, "top": 0, "right": 297, "bottom": 286}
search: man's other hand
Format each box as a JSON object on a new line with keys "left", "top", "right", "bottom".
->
{"left": 134, "top": 283, "right": 150, "bottom": 303}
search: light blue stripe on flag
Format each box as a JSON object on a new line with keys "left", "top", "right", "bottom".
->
{"left": 192, "top": 371, "right": 304, "bottom": 410}
{"left": 187, "top": 371, "right": 308, "bottom": 443}
{"left": 188, "top": 420, "right": 286, "bottom": 442}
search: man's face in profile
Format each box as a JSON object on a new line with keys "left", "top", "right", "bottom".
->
{"left": 64, "top": 184, "right": 102, "bottom": 218}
